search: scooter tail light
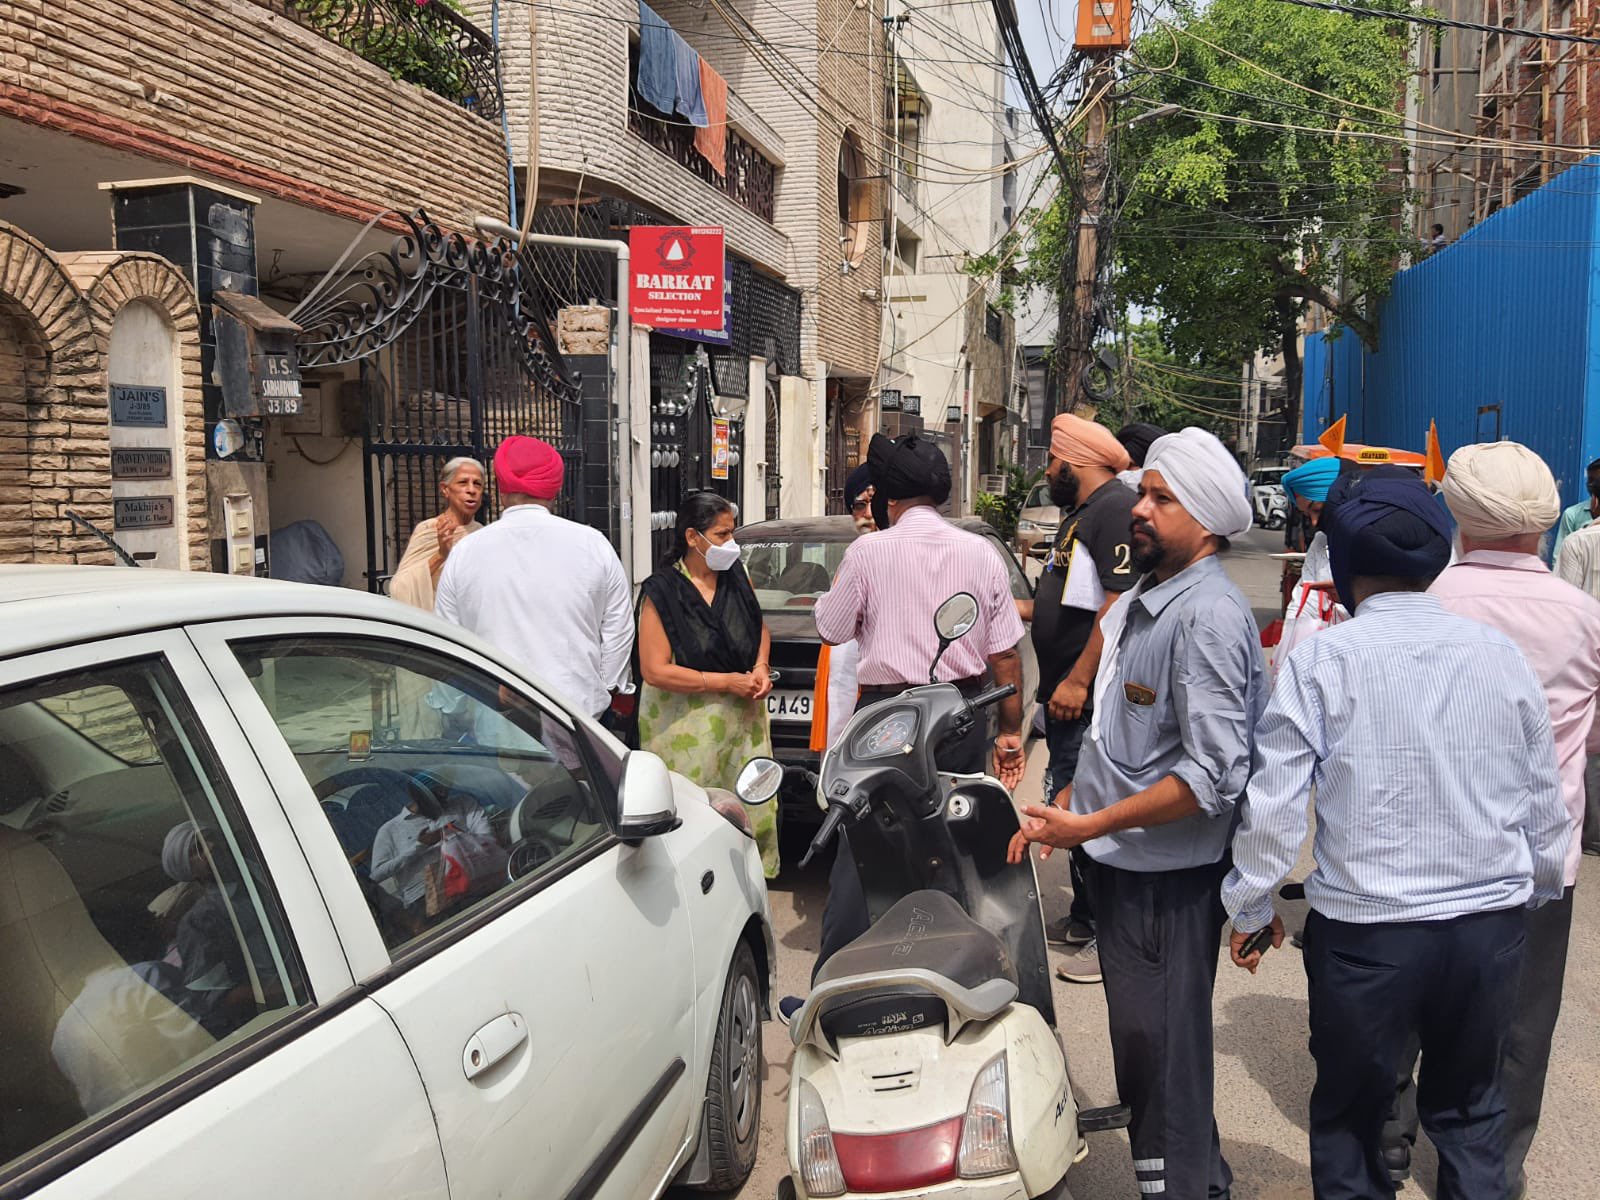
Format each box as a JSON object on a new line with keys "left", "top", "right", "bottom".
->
{"left": 957, "top": 1052, "right": 1018, "bottom": 1179}
{"left": 832, "top": 1116, "right": 962, "bottom": 1192}
{"left": 797, "top": 1078, "right": 846, "bottom": 1197}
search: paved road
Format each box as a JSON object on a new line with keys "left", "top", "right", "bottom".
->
{"left": 674, "top": 528, "right": 1600, "bottom": 1199}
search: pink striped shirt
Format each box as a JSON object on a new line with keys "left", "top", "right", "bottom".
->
{"left": 814, "top": 505, "right": 1026, "bottom": 686}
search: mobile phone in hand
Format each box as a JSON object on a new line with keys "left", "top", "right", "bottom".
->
{"left": 1240, "top": 926, "right": 1274, "bottom": 960}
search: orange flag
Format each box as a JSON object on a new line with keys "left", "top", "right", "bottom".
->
{"left": 1424, "top": 420, "right": 1447, "bottom": 485}
{"left": 809, "top": 644, "right": 831, "bottom": 754}
{"left": 1319, "top": 415, "right": 1347, "bottom": 459}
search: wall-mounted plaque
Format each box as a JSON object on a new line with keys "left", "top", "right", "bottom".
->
{"left": 114, "top": 496, "right": 174, "bottom": 530}
{"left": 110, "top": 448, "right": 173, "bottom": 480}
{"left": 110, "top": 384, "right": 167, "bottom": 427}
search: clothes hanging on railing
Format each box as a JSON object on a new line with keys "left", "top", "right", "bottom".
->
{"left": 671, "top": 32, "right": 708, "bottom": 126}
{"left": 636, "top": 1, "right": 676, "bottom": 113}
{"left": 695, "top": 58, "right": 728, "bottom": 175}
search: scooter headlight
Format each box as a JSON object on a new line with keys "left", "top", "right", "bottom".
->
{"left": 797, "top": 1078, "right": 846, "bottom": 1197}
{"left": 957, "top": 1052, "right": 1018, "bottom": 1178}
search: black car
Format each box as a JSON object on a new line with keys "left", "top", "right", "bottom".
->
{"left": 740, "top": 515, "right": 1039, "bottom": 828}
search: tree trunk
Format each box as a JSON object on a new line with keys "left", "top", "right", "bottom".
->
{"left": 1277, "top": 298, "right": 1302, "bottom": 449}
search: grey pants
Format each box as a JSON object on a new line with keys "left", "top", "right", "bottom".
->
{"left": 1386, "top": 889, "right": 1574, "bottom": 1196}
{"left": 1090, "top": 855, "right": 1233, "bottom": 1200}
{"left": 1584, "top": 755, "right": 1600, "bottom": 854}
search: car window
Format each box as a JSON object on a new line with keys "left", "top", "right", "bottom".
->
{"left": 986, "top": 533, "right": 1032, "bottom": 600}
{"left": 0, "top": 657, "right": 308, "bottom": 1171}
{"left": 230, "top": 637, "right": 614, "bottom": 955}
{"left": 741, "top": 539, "right": 852, "bottom": 612}
{"left": 1024, "top": 483, "right": 1049, "bottom": 509}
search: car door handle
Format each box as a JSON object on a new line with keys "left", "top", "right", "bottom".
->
{"left": 462, "top": 1012, "right": 528, "bottom": 1081}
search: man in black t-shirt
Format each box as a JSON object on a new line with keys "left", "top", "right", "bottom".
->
{"left": 1017, "top": 414, "right": 1139, "bottom": 978}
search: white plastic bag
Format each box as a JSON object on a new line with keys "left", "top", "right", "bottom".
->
{"left": 440, "top": 825, "right": 508, "bottom": 901}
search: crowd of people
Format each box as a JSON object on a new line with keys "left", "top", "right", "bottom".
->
{"left": 378, "top": 418, "right": 1591, "bottom": 1200}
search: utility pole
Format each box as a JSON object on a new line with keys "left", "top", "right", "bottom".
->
{"left": 1057, "top": 56, "right": 1115, "bottom": 417}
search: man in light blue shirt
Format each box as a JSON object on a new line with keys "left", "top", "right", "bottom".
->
{"left": 1222, "top": 469, "right": 1568, "bottom": 1200}
{"left": 1548, "top": 456, "right": 1600, "bottom": 563}
{"left": 1010, "top": 428, "right": 1262, "bottom": 1200}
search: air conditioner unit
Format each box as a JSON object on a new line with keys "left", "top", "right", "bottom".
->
{"left": 979, "top": 473, "right": 1006, "bottom": 495}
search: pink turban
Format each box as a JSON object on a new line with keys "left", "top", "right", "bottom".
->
{"left": 494, "top": 436, "right": 565, "bottom": 500}
{"left": 1051, "top": 413, "right": 1133, "bottom": 471}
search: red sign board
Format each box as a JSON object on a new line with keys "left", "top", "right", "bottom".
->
{"left": 630, "top": 226, "right": 726, "bottom": 331}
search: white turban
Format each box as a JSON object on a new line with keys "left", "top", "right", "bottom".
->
{"left": 161, "top": 822, "right": 202, "bottom": 883}
{"left": 1441, "top": 441, "right": 1561, "bottom": 539}
{"left": 1142, "top": 428, "right": 1254, "bottom": 538}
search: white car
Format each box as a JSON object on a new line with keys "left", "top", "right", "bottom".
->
{"left": 0, "top": 566, "right": 774, "bottom": 1200}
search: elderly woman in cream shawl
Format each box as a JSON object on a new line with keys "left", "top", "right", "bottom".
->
{"left": 390, "top": 456, "right": 486, "bottom": 611}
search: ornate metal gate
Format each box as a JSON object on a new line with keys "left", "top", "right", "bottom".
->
{"left": 292, "top": 211, "right": 581, "bottom": 592}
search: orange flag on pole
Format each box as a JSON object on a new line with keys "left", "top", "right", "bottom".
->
{"left": 1424, "top": 420, "right": 1447, "bottom": 485}
{"left": 1319, "top": 415, "right": 1347, "bottom": 459}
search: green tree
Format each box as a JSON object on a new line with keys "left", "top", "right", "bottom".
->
{"left": 1071, "top": 0, "right": 1413, "bottom": 438}
{"left": 1116, "top": 323, "right": 1243, "bottom": 444}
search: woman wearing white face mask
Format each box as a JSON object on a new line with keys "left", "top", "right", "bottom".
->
{"left": 637, "top": 492, "right": 779, "bottom": 875}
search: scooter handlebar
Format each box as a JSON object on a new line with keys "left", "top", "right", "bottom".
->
{"left": 967, "top": 683, "right": 1017, "bottom": 711}
{"left": 798, "top": 803, "right": 848, "bottom": 870}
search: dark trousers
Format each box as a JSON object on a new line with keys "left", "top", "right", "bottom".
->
{"left": 1384, "top": 890, "right": 1573, "bottom": 1196}
{"left": 1043, "top": 712, "right": 1095, "bottom": 931}
{"left": 812, "top": 686, "right": 986, "bottom": 982}
{"left": 1092, "top": 855, "right": 1233, "bottom": 1200}
{"left": 1307, "top": 907, "right": 1526, "bottom": 1200}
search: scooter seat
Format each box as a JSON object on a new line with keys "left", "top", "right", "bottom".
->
{"left": 813, "top": 890, "right": 1016, "bottom": 1040}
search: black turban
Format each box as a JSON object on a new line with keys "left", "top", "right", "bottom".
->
{"left": 867, "top": 432, "right": 951, "bottom": 505}
{"left": 1116, "top": 422, "right": 1168, "bottom": 468}
{"left": 844, "top": 463, "right": 873, "bottom": 505}
{"left": 1324, "top": 467, "right": 1453, "bottom": 611}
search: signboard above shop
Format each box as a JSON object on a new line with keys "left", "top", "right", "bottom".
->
{"left": 630, "top": 226, "right": 726, "bottom": 331}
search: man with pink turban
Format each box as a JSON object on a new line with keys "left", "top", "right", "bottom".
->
{"left": 1013, "top": 413, "right": 1137, "bottom": 978}
{"left": 435, "top": 436, "right": 633, "bottom": 717}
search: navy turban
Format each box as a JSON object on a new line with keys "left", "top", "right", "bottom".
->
{"left": 868, "top": 432, "right": 952, "bottom": 506}
{"left": 1324, "top": 467, "right": 1453, "bottom": 611}
{"left": 1116, "top": 422, "right": 1167, "bottom": 468}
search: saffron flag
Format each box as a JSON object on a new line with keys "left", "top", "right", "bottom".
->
{"left": 1424, "top": 420, "right": 1447, "bottom": 485}
{"left": 1318, "top": 415, "right": 1347, "bottom": 459}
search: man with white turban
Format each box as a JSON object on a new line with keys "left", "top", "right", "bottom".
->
{"left": 1007, "top": 427, "right": 1265, "bottom": 1200}
{"left": 1370, "top": 440, "right": 1600, "bottom": 1196}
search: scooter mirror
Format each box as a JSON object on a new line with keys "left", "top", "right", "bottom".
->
{"left": 735, "top": 757, "right": 783, "bottom": 806}
{"left": 933, "top": 592, "right": 980, "bottom": 643}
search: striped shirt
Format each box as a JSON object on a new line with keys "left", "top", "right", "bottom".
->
{"left": 813, "top": 505, "right": 1025, "bottom": 686}
{"left": 1222, "top": 591, "right": 1569, "bottom": 933}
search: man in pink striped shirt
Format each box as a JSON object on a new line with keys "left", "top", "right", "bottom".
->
{"left": 799, "top": 432, "right": 1025, "bottom": 987}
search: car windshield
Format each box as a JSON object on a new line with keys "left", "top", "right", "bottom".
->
{"left": 742, "top": 538, "right": 853, "bottom": 612}
{"left": 1024, "top": 483, "right": 1050, "bottom": 508}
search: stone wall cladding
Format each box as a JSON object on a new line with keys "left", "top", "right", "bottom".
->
{"left": 473, "top": 0, "right": 791, "bottom": 275}
{"left": 0, "top": 0, "right": 506, "bottom": 230}
{"left": 61, "top": 251, "right": 209, "bottom": 570}
{"left": 0, "top": 222, "right": 210, "bottom": 568}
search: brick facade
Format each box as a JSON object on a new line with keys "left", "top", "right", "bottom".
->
{"left": 0, "top": 220, "right": 208, "bottom": 567}
{"left": 474, "top": 0, "right": 790, "bottom": 276}
{"left": 0, "top": 0, "right": 506, "bottom": 231}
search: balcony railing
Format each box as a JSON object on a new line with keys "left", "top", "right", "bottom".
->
{"left": 627, "top": 46, "right": 776, "bottom": 223}
{"left": 283, "top": 0, "right": 502, "bottom": 121}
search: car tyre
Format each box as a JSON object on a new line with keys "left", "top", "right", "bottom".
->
{"left": 692, "top": 939, "right": 763, "bottom": 1191}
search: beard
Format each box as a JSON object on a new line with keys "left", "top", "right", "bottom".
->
{"left": 1130, "top": 520, "right": 1165, "bottom": 574}
{"left": 853, "top": 512, "right": 878, "bottom": 535}
{"left": 1047, "top": 470, "right": 1080, "bottom": 510}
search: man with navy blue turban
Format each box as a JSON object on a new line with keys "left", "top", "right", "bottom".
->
{"left": 1221, "top": 469, "right": 1569, "bottom": 1200}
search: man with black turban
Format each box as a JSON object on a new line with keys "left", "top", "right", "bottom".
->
{"left": 795, "top": 432, "right": 1026, "bottom": 988}
{"left": 1222, "top": 469, "right": 1569, "bottom": 1200}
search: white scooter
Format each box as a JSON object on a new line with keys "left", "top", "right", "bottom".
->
{"left": 737, "top": 593, "right": 1129, "bottom": 1200}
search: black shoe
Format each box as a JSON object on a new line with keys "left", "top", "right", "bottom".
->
{"left": 1383, "top": 1142, "right": 1411, "bottom": 1184}
{"left": 1046, "top": 916, "right": 1094, "bottom": 946}
{"left": 777, "top": 995, "right": 805, "bottom": 1026}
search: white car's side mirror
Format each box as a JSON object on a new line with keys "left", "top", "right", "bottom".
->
{"left": 618, "top": 750, "right": 680, "bottom": 841}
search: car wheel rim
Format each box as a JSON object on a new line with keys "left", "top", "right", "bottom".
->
{"left": 728, "top": 973, "right": 760, "bottom": 1143}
